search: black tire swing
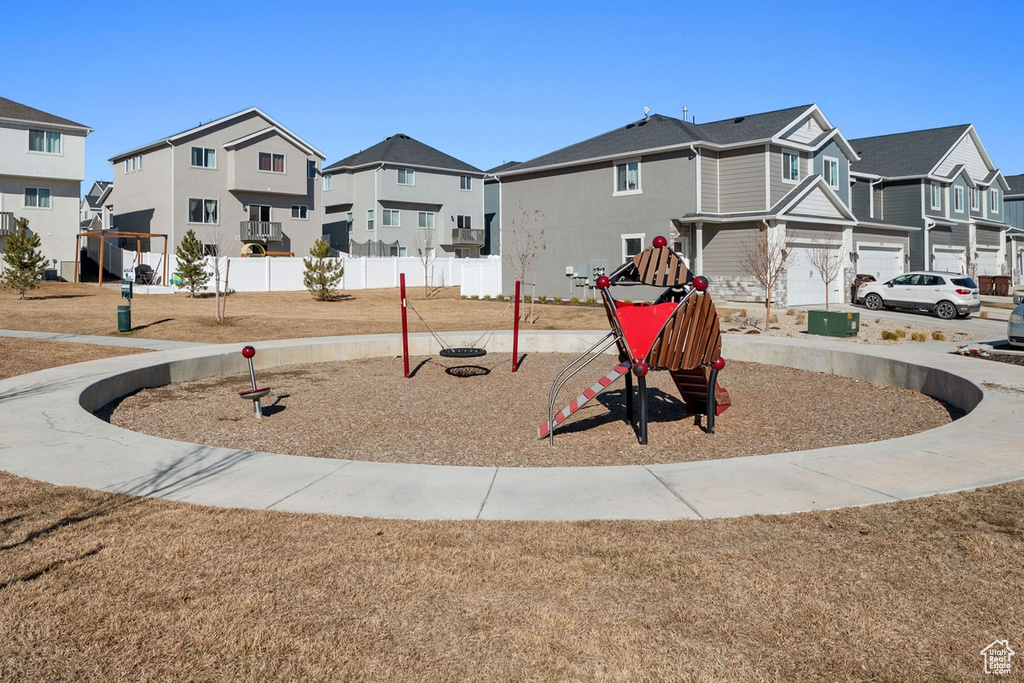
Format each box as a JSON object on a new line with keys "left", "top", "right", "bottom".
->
{"left": 404, "top": 298, "right": 513, "bottom": 360}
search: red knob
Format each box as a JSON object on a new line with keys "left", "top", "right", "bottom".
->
{"left": 653, "top": 235, "right": 667, "bottom": 248}
{"left": 242, "top": 345, "right": 256, "bottom": 358}
{"left": 631, "top": 362, "right": 649, "bottom": 378}
{"left": 712, "top": 357, "right": 725, "bottom": 371}
{"left": 596, "top": 275, "right": 611, "bottom": 290}
{"left": 693, "top": 276, "right": 709, "bottom": 292}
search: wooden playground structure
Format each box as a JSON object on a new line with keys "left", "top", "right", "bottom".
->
{"left": 74, "top": 230, "right": 169, "bottom": 286}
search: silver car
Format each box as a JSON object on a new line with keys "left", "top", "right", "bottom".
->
{"left": 858, "top": 271, "right": 981, "bottom": 320}
{"left": 1010, "top": 303, "right": 1024, "bottom": 348}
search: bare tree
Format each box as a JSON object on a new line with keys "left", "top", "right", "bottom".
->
{"left": 504, "top": 200, "right": 546, "bottom": 321}
{"left": 805, "top": 228, "right": 845, "bottom": 310}
{"left": 415, "top": 227, "right": 438, "bottom": 297}
{"left": 203, "top": 225, "right": 233, "bottom": 323}
{"left": 738, "top": 220, "right": 793, "bottom": 329}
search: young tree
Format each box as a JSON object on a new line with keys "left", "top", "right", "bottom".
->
{"left": 738, "top": 220, "right": 793, "bottom": 329}
{"left": 0, "top": 217, "right": 48, "bottom": 299}
{"left": 415, "top": 227, "right": 437, "bottom": 297}
{"left": 806, "top": 228, "right": 845, "bottom": 310}
{"left": 303, "top": 237, "right": 345, "bottom": 301}
{"left": 175, "top": 229, "right": 210, "bottom": 298}
{"left": 504, "top": 200, "right": 547, "bottom": 322}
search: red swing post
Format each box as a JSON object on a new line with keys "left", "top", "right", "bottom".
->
{"left": 400, "top": 273, "right": 410, "bottom": 378}
{"left": 512, "top": 280, "right": 521, "bottom": 372}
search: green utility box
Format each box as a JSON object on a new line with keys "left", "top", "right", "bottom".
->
{"left": 117, "top": 304, "right": 131, "bottom": 332}
{"left": 807, "top": 310, "right": 859, "bottom": 337}
{"left": 121, "top": 279, "right": 133, "bottom": 300}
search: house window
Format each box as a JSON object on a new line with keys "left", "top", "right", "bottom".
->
{"left": 456, "top": 215, "right": 472, "bottom": 229}
{"left": 418, "top": 211, "right": 435, "bottom": 228}
{"left": 382, "top": 209, "right": 400, "bottom": 227}
{"left": 202, "top": 244, "right": 218, "bottom": 257}
{"left": 823, "top": 157, "right": 839, "bottom": 189}
{"left": 455, "top": 248, "right": 470, "bottom": 259}
{"left": 971, "top": 187, "right": 981, "bottom": 211}
{"left": 782, "top": 152, "right": 799, "bottom": 181}
{"left": 24, "top": 187, "right": 51, "bottom": 208}
{"left": 367, "top": 210, "right": 374, "bottom": 230}
{"left": 291, "top": 205, "right": 308, "bottom": 219}
{"left": 124, "top": 155, "right": 142, "bottom": 173}
{"left": 323, "top": 174, "right": 332, "bottom": 191}
{"left": 615, "top": 161, "right": 640, "bottom": 193}
{"left": 307, "top": 160, "right": 318, "bottom": 178}
{"left": 931, "top": 183, "right": 942, "bottom": 209}
{"left": 398, "top": 168, "right": 415, "bottom": 185}
{"left": 191, "top": 147, "right": 216, "bottom": 168}
{"left": 29, "top": 129, "right": 61, "bottom": 154}
{"left": 990, "top": 188, "right": 1000, "bottom": 213}
{"left": 188, "top": 198, "right": 219, "bottom": 224}
{"left": 249, "top": 205, "right": 271, "bottom": 222}
{"left": 460, "top": 175, "right": 472, "bottom": 190}
{"left": 258, "top": 152, "right": 285, "bottom": 173}
{"left": 621, "top": 233, "right": 644, "bottom": 262}
{"left": 953, "top": 186, "right": 964, "bottom": 213}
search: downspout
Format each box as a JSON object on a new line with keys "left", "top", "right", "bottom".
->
{"left": 373, "top": 162, "right": 384, "bottom": 245}
{"left": 168, "top": 140, "right": 175, "bottom": 274}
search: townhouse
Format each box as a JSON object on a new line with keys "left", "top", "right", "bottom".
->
{"left": 1002, "top": 174, "right": 1024, "bottom": 283}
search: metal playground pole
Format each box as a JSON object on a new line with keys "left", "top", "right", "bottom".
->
{"left": 512, "top": 280, "right": 521, "bottom": 372}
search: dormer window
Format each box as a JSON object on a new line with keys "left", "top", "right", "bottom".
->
{"left": 782, "top": 151, "right": 799, "bottom": 181}
{"left": 614, "top": 160, "right": 640, "bottom": 194}
{"left": 953, "top": 186, "right": 964, "bottom": 213}
{"left": 971, "top": 187, "right": 981, "bottom": 210}
{"left": 823, "top": 157, "right": 839, "bottom": 189}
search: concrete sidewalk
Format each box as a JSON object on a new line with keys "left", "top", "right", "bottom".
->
{"left": 0, "top": 329, "right": 199, "bottom": 351}
{"left": 1, "top": 331, "right": 1023, "bottom": 521}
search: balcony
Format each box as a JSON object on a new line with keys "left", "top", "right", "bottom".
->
{"left": 450, "top": 228, "right": 484, "bottom": 247}
{"left": 240, "top": 221, "right": 282, "bottom": 243}
{"left": 0, "top": 212, "right": 14, "bottom": 237}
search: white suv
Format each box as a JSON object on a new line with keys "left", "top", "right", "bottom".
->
{"left": 857, "top": 271, "right": 980, "bottom": 320}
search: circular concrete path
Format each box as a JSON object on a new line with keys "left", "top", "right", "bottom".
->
{"left": 1, "top": 331, "right": 1023, "bottom": 520}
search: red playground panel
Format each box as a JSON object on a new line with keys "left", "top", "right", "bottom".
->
{"left": 613, "top": 302, "right": 677, "bottom": 363}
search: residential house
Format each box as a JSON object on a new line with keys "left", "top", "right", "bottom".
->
{"left": 80, "top": 180, "right": 112, "bottom": 231}
{"left": 496, "top": 104, "right": 860, "bottom": 305}
{"left": 483, "top": 161, "right": 522, "bottom": 257}
{"left": 109, "top": 108, "right": 325, "bottom": 266}
{"left": 849, "top": 125, "right": 1008, "bottom": 280}
{"left": 0, "top": 96, "right": 91, "bottom": 277}
{"left": 321, "top": 134, "right": 485, "bottom": 258}
{"left": 1002, "top": 173, "right": 1024, "bottom": 283}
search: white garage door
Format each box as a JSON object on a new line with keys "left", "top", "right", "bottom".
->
{"left": 857, "top": 246, "right": 902, "bottom": 282}
{"left": 786, "top": 246, "right": 843, "bottom": 307}
{"left": 932, "top": 249, "right": 964, "bottom": 274}
{"left": 976, "top": 250, "right": 1000, "bottom": 276}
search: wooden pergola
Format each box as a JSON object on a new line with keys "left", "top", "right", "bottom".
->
{"left": 75, "top": 230, "right": 169, "bottom": 287}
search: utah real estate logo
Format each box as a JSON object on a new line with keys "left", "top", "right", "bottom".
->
{"left": 980, "top": 640, "right": 1014, "bottom": 675}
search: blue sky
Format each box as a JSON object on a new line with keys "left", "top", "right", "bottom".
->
{"left": 5, "top": 0, "right": 1024, "bottom": 192}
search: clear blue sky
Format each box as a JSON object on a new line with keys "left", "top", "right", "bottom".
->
{"left": 5, "top": 0, "right": 1023, "bottom": 194}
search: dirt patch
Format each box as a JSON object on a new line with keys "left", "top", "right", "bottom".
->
{"left": 0, "top": 337, "right": 145, "bottom": 380}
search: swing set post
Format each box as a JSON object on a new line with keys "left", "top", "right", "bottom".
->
{"left": 512, "top": 280, "right": 521, "bottom": 372}
{"left": 400, "top": 273, "right": 410, "bottom": 378}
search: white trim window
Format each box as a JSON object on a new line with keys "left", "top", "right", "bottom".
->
{"left": 398, "top": 168, "right": 415, "bottom": 185}
{"left": 823, "top": 157, "right": 839, "bottom": 189}
{"left": 323, "top": 174, "right": 333, "bottom": 191}
{"left": 418, "top": 211, "right": 435, "bottom": 228}
{"left": 188, "top": 198, "right": 219, "bottom": 224}
{"left": 307, "top": 160, "right": 318, "bottom": 178}
{"left": 291, "top": 205, "right": 308, "bottom": 219}
{"left": 191, "top": 147, "right": 216, "bottom": 168}
{"left": 621, "top": 233, "right": 645, "bottom": 262}
{"left": 382, "top": 209, "right": 400, "bottom": 227}
{"left": 614, "top": 160, "right": 641, "bottom": 194}
{"left": 366, "top": 210, "right": 374, "bottom": 230}
{"left": 460, "top": 175, "right": 473, "bottom": 190}
{"left": 971, "top": 187, "right": 981, "bottom": 211}
{"left": 28, "top": 129, "right": 61, "bottom": 154}
{"left": 990, "top": 188, "right": 1000, "bottom": 214}
{"left": 953, "top": 186, "right": 964, "bottom": 213}
{"left": 124, "top": 155, "right": 142, "bottom": 173}
{"left": 456, "top": 215, "right": 472, "bottom": 229}
{"left": 258, "top": 152, "right": 285, "bottom": 173}
{"left": 782, "top": 151, "right": 799, "bottom": 182}
{"left": 930, "top": 182, "right": 942, "bottom": 209}
{"left": 24, "top": 187, "right": 51, "bottom": 208}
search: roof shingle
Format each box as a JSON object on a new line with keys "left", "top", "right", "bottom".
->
{"left": 850, "top": 125, "right": 970, "bottom": 178}
{"left": 0, "top": 96, "right": 89, "bottom": 130}
{"left": 323, "top": 134, "right": 481, "bottom": 174}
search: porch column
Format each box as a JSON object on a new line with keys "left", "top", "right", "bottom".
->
{"left": 693, "top": 221, "right": 703, "bottom": 276}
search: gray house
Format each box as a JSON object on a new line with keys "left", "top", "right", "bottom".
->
{"left": 109, "top": 108, "right": 325, "bottom": 262}
{"left": 496, "top": 104, "right": 860, "bottom": 306}
{"left": 1002, "top": 174, "right": 1024, "bottom": 283}
{"left": 849, "top": 125, "right": 1008, "bottom": 280}
{"left": 321, "top": 134, "right": 485, "bottom": 258}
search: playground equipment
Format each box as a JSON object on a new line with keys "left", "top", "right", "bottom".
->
{"left": 540, "top": 236, "right": 731, "bottom": 444}
{"left": 238, "top": 345, "right": 272, "bottom": 418}
{"left": 400, "top": 273, "right": 521, "bottom": 377}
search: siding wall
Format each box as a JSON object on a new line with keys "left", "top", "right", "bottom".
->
{"left": 851, "top": 180, "right": 871, "bottom": 217}
{"left": 720, "top": 147, "right": 766, "bottom": 212}
{"left": 769, "top": 146, "right": 810, "bottom": 207}
{"left": 977, "top": 225, "right": 1002, "bottom": 247}
{"left": 935, "top": 134, "right": 988, "bottom": 179}
{"left": 701, "top": 224, "right": 757, "bottom": 276}
{"left": 1005, "top": 197, "right": 1024, "bottom": 230}
{"left": 882, "top": 181, "right": 925, "bottom": 227}
{"left": 811, "top": 139, "right": 850, "bottom": 206}
{"left": 701, "top": 151, "right": 719, "bottom": 213}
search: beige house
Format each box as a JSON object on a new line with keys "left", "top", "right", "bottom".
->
{"left": 109, "top": 108, "right": 325, "bottom": 262}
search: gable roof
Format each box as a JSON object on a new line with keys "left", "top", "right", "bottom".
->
{"left": 849, "top": 125, "right": 971, "bottom": 178}
{"left": 0, "top": 96, "right": 91, "bottom": 132}
{"left": 486, "top": 160, "right": 523, "bottom": 174}
{"left": 323, "top": 134, "right": 482, "bottom": 175}
{"left": 1004, "top": 173, "right": 1024, "bottom": 197}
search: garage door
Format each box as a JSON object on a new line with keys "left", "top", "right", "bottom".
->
{"left": 857, "top": 246, "right": 902, "bottom": 282}
{"left": 786, "top": 246, "right": 843, "bottom": 307}
{"left": 932, "top": 249, "right": 964, "bottom": 274}
{"left": 976, "top": 250, "right": 1000, "bottom": 276}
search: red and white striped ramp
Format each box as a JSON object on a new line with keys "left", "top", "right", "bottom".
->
{"left": 538, "top": 363, "right": 630, "bottom": 439}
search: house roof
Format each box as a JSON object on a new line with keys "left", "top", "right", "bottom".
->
{"left": 849, "top": 125, "right": 971, "bottom": 178}
{"left": 323, "top": 134, "right": 482, "bottom": 175}
{"left": 0, "top": 96, "right": 91, "bottom": 132}
{"left": 486, "top": 160, "right": 523, "bottom": 174}
{"left": 1004, "top": 173, "right": 1024, "bottom": 197}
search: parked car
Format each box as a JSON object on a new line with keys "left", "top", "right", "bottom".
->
{"left": 1010, "top": 303, "right": 1024, "bottom": 348}
{"left": 1013, "top": 287, "right": 1024, "bottom": 305}
{"left": 857, "top": 271, "right": 981, "bottom": 320}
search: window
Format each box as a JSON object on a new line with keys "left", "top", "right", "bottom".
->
{"left": 367, "top": 210, "right": 374, "bottom": 230}
{"left": 456, "top": 215, "right": 472, "bottom": 229}
{"left": 323, "top": 174, "right": 332, "bottom": 191}
{"left": 990, "top": 188, "right": 1000, "bottom": 213}
{"left": 191, "top": 147, "right": 216, "bottom": 168}
{"left": 823, "top": 157, "right": 839, "bottom": 189}
{"left": 308, "top": 160, "right": 318, "bottom": 178}
{"left": 454, "top": 248, "right": 470, "bottom": 259}
{"left": 615, "top": 161, "right": 640, "bottom": 193}
{"left": 249, "top": 205, "right": 271, "bottom": 222}
{"left": 24, "top": 187, "right": 51, "bottom": 208}
{"left": 291, "top": 205, "right": 308, "bottom": 219}
{"left": 188, "top": 198, "right": 219, "bottom": 224}
{"left": 953, "top": 186, "right": 964, "bottom": 213}
{"left": 971, "top": 187, "right": 981, "bottom": 211}
{"left": 621, "top": 233, "right": 644, "bottom": 262}
{"left": 346, "top": 212, "right": 353, "bottom": 226}
{"left": 398, "top": 168, "right": 415, "bottom": 185}
{"left": 418, "top": 211, "right": 435, "bottom": 228}
{"left": 124, "top": 155, "right": 142, "bottom": 173}
{"left": 202, "top": 244, "right": 218, "bottom": 257}
{"left": 782, "top": 152, "right": 799, "bottom": 181}
{"left": 258, "top": 152, "right": 285, "bottom": 173}
{"left": 382, "top": 209, "right": 400, "bottom": 227}
{"left": 931, "top": 183, "right": 942, "bottom": 209}
{"left": 460, "top": 175, "right": 473, "bottom": 190}
{"left": 29, "top": 129, "right": 61, "bottom": 154}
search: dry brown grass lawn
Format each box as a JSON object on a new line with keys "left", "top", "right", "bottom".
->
{"left": 2, "top": 282, "right": 1022, "bottom": 680}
